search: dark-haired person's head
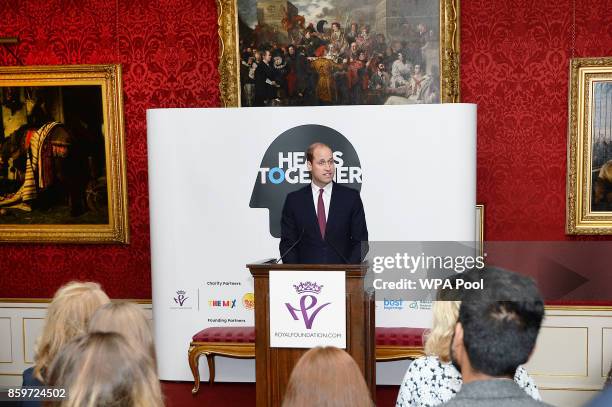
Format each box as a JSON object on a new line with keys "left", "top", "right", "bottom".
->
{"left": 451, "top": 267, "right": 544, "bottom": 379}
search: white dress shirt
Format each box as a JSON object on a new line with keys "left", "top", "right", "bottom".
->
{"left": 311, "top": 182, "right": 332, "bottom": 221}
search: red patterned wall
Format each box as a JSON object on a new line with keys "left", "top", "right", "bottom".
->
{"left": 0, "top": 0, "right": 610, "bottom": 298}
{"left": 0, "top": 0, "right": 219, "bottom": 298}
{"left": 463, "top": 0, "right": 612, "bottom": 240}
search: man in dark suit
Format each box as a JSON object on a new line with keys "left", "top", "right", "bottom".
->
{"left": 279, "top": 142, "right": 368, "bottom": 264}
{"left": 443, "top": 268, "right": 549, "bottom": 407}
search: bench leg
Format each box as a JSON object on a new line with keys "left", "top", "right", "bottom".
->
{"left": 188, "top": 345, "right": 202, "bottom": 394}
{"left": 206, "top": 353, "right": 216, "bottom": 385}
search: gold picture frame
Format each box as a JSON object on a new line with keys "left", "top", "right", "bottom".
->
{"left": 0, "top": 64, "right": 129, "bottom": 243}
{"left": 217, "top": 0, "right": 460, "bottom": 107}
{"left": 476, "top": 203, "right": 484, "bottom": 257}
{"left": 567, "top": 57, "right": 612, "bottom": 235}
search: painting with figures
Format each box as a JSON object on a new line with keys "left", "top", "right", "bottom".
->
{"left": 0, "top": 65, "right": 129, "bottom": 243}
{"left": 236, "top": 0, "right": 445, "bottom": 107}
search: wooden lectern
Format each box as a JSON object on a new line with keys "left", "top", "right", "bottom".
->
{"left": 247, "top": 261, "right": 375, "bottom": 407}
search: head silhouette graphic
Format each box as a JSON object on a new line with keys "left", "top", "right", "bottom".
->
{"left": 250, "top": 124, "right": 362, "bottom": 238}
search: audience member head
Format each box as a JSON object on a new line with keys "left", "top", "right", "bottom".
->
{"left": 424, "top": 273, "right": 469, "bottom": 362}
{"left": 33, "top": 281, "right": 109, "bottom": 382}
{"left": 46, "top": 332, "right": 163, "bottom": 407}
{"left": 89, "top": 301, "right": 156, "bottom": 362}
{"left": 282, "top": 346, "right": 373, "bottom": 407}
{"left": 451, "top": 267, "right": 544, "bottom": 380}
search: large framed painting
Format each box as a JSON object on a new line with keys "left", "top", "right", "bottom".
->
{"left": 217, "top": 0, "right": 460, "bottom": 107}
{"left": 0, "top": 64, "right": 129, "bottom": 243}
{"left": 567, "top": 57, "right": 612, "bottom": 235}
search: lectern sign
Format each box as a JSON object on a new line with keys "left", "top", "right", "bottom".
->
{"left": 269, "top": 270, "right": 346, "bottom": 348}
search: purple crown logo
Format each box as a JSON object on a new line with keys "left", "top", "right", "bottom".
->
{"left": 293, "top": 281, "right": 323, "bottom": 295}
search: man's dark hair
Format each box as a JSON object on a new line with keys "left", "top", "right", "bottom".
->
{"left": 458, "top": 267, "right": 544, "bottom": 377}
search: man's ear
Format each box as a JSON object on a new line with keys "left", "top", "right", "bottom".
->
{"left": 452, "top": 322, "right": 464, "bottom": 351}
{"left": 307, "top": 160, "right": 312, "bottom": 171}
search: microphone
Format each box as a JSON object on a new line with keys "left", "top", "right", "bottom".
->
{"left": 325, "top": 235, "right": 350, "bottom": 264}
{"left": 276, "top": 228, "right": 305, "bottom": 264}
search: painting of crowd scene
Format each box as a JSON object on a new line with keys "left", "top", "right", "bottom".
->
{"left": 0, "top": 86, "right": 108, "bottom": 224}
{"left": 237, "top": 0, "right": 441, "bottom": 106}
{"left": 592, "top": 81, "right": 612, "bottom": 211}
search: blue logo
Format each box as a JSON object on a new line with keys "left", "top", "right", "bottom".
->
{"left": 383, "top": 298, "right": 404, "bottom": 310}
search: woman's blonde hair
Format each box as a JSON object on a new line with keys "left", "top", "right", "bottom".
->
{"left": 282, "top": 346, "right": 373, "bottom": 407}
{"left": 33, "top": 281, "right": 109, "bottom": 382}
{"left": 423, "top": 300, "right": 461, "bottom": 362}
{"left": 46, "top": 332, "right": 163, "bottom": 407}
{"left": 88, "top": 301, "right": 156, "bottom": 362}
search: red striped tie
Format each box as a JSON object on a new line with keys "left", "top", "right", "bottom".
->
{"left": 317, "top": 188, "right": 326, "bottom": 238}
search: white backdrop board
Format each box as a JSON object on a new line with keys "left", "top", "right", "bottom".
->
{"left": 147, "top": 104, "right": 476, "bottom": 381}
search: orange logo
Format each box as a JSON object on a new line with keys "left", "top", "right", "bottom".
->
{"left": 242, "top": 292, "right": 255, "bottom": 310}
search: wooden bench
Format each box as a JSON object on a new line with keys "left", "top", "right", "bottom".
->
{"left": 188, "top": 326, "right": 426, "bottom": 394}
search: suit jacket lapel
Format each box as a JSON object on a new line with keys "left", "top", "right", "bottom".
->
{"left": 326, "top": 183, "right": 338, "bottom": 236}
{"left": 303, "top": 186, "right": 322, "bottom": 239}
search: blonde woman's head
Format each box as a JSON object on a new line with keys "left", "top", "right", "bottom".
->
{"left": 282, "top": 346, "right": 373, "bottom": 407}
{"left": 46, "top": 332, "right": 163, "bottom": 407}
{"left": 423, "top": 273, "right": 472, "bottom": 362}
{"left": 424, "top": 300, "right": 460, "bottom": 362}
{"left": 88, "top": 301, "right": 155, "bottom": 362}
{"left": 33, "top": 281, "right": 109, "bottom": 382}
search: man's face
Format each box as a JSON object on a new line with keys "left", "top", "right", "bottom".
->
{"left": 263, "top": 51, "right": 272, "bottom": 63}
{"left": 307, "top": 145, "right": 335, "bottom": 187}
{"left": 288, "top": 46, "right": 295, "bottom": 55}
{"left": 25, "top": 98, "right": 36, "bottom": 116}
{"left": 350, "top": 42, "right": 357, "bottom": 52}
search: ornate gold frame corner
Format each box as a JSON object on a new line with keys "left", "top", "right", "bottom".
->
{"left": 0, "top": 64, "right": 129, "bottom": 243}
{"left": 566, "top": 57, "right": 612, "bottom": 235}
{"left": 217, "top": 0, "right": 460, "bottom": 107}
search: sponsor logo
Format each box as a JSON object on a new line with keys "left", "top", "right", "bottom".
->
{"left": 242, "top": 292, "right": 255, "bottom": 310}
{"left": 285, "top": 281, "right": 330, "bottom": 329}
{"left": 250, "top": 125, "right": 362, "bottom": 238}
{"left": 174, "top": 290, "right": 189, "bottom": 306}
{"left": 383, "top": 298, "right": 404, "bottom": 310}
{"left": 171, "top": 290, "right": 192, "bottom": 309}
{"left": 208, "top": 299, "right": 237, "bottom": 309}
{"left": 408, "top": 300, "right": 433, "bottom": 310}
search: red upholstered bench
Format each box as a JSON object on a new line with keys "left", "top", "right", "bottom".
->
{"left": 188, "top": 326, "right": 426, "bottom": 394}
{"left": 375, "top": 327, "right": 426, "bottom": 361}
{"left": 188, "top": 327, "right": 256, "bottom": 394}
